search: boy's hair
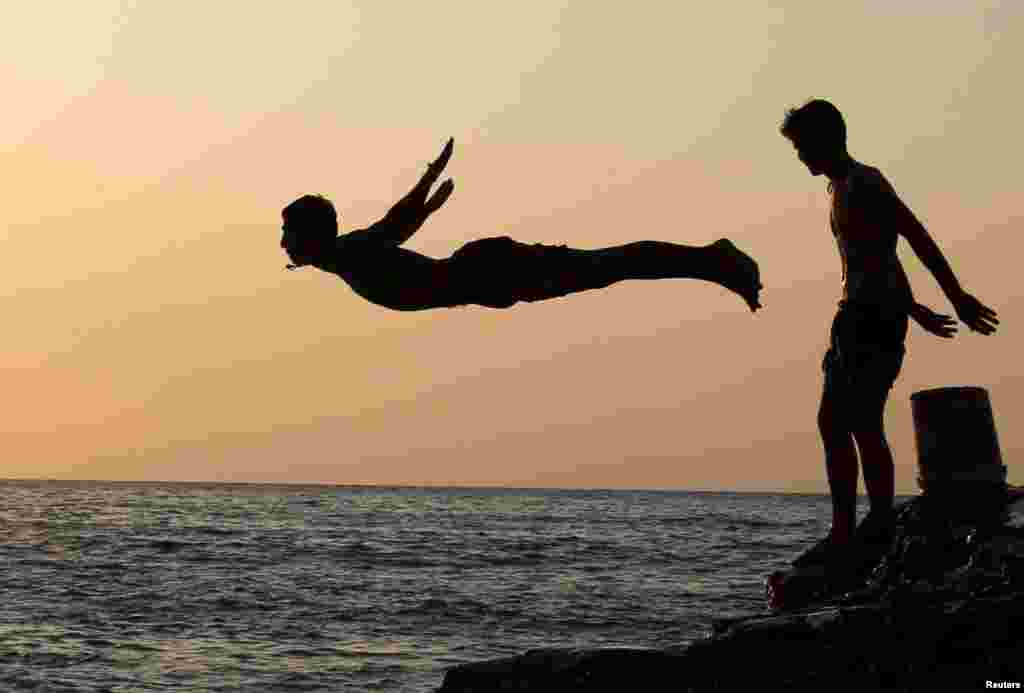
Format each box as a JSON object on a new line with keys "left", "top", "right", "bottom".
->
{"left": 282, "top": 194, "right": 338, "bottom": 237}
{"left": 780, "top": 99, "right": 846, "bottom": 148}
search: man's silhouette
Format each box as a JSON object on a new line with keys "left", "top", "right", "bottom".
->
{"left": 779, "top": 100, "right": 998, "bottom": 573}
{"left": 280, "top": 138, "right": 762, "bottom": 312}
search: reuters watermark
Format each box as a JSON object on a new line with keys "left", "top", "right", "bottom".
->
{"left": 986, "top": 682, "right": 1022, "bottom": 690}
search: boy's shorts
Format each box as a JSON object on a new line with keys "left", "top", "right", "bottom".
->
{"left": 448, "top": 236, "right": 593, "bottom": 308}
{"left": 822, "top": 302, "right": 908, "bottom": 423}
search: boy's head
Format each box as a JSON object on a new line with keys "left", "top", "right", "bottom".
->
{"left": 780, "top": 99, "right": 847, "bottom": 176}
{"left": 281, "top": 194, "right": 338, "bottom": 268}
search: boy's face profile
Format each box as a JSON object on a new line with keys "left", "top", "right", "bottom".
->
{"left": 280, "top": 215, "right": 311, "bottom": 268}
{"left": 790, "top": 137, "right": 828, "bottom": 177}
{"left": 780, "top": 100, "right": 847, "bottom": 179}
{"left": 281, "top": 215, "right": 330, "bottom": 268}
{"left": 280, "top": 216, "right": 305, "bottom": 265}
{"left": 280, "top": 195, "right": 339, "bottom": 268}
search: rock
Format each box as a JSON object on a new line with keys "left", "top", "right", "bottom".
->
{"left": 438, "top": 647, "right": 689, "bottom": 692}
{"left": 437, "top": 489, "right": 1024, "bottom": 692}
{"left": 1004, "top": 489, "right": 1024, "bottom": 529}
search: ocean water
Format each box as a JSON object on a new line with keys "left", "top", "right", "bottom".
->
{"left": 0, "top": 480, "right": 876, "bottom": 692}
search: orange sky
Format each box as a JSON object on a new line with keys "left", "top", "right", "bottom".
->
{"left": 3, "top": 1, "right": 1021, "bottom": 492}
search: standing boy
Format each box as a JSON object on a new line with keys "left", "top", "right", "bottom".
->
{"left": 779, "top": 100, "right": 998, "bottom": 571}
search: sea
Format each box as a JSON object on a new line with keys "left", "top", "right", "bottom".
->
{"left": 0, "top": 480, "right": 882, "bottom": 692}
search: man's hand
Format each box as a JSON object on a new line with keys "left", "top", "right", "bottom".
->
{"left": 951, "top": 291, "right": 999, "bottom": 335}
{"left": 910, "top": 302, "right": 957, "bottom": 338}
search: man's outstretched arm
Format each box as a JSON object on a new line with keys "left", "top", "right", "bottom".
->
{"left": 362, "top": 137, "right": 455, "bottom": 247}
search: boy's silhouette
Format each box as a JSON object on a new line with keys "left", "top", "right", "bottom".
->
{"left": 779, "top": 100, "right": 998, "bottom": 572}
{"left": 280, "top": 138, "right": 762, "bottom": 313}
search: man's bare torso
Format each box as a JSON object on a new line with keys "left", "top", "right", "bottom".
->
{"left": 829, "top": 161, "right": 912, "bottom": 308}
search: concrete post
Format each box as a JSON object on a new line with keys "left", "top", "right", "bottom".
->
{"left": 910, "top": 387, "right": 1006, "bottom": 509}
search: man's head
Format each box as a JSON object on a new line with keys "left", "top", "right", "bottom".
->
{"left": 780, "top": 99, "right": 847, "bottom": 177}
{"left": 281, "top": 194, "right": 338, "bottom": 268}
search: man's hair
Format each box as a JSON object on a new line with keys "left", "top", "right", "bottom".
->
{"left": 282, "top": 194, "right": 338, "bottom": 237}
{"left": 780, "top": 99, "right": 846, "bottom": 148}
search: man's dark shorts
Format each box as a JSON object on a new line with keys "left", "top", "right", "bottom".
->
{"left": 447, "top": 236, "right": 596, "bottom": 308}
{"left": 822, "top": 301, "right": 909, "bottom": 426}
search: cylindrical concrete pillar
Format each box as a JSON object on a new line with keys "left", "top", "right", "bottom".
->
{"left": 910, "top": 386, "right": 1006, "bottom": 492}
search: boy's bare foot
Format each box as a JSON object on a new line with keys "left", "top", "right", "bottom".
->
{"left": 710, "top": 239, "right": 762, "bottom": 312}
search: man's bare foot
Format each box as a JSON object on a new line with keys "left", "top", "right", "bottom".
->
{"left": 710, "top": 238, "right": 762, "bottom": 312}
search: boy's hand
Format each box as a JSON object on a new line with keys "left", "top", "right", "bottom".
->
{"left": 413, "top": 137, "right": 454, "bottom": 213}
{"left": 951, "top": 291, "right": 999, "bottom": 335}
{"left": 425, "top": 178, "right": 454, "bottom": 215}
{"left": 424, "top": 137, "right": 454, "bottom": 183}
{"left": 910, "top": 302, "right": 957, "bottom": 338}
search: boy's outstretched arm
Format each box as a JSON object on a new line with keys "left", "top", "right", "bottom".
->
{"left": 902, "top": 275, "right": 957, "bottom": 338}
{"left": 910, "top": 300, "right": 957, "bottom": 338}
{"left": 891, "top": 195, "right": 999, "bottom": 334}
{"left": 362, "top": 137, "right": 455, "bottom": 247}
{"left": 896, "top": 272, "right": 956, "bottom": 338}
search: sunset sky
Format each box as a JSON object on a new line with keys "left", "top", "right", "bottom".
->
{"left": 4, "top": 1, "right": 1021, "bottom": 492}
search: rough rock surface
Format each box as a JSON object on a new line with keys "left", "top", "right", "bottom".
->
{"left": 438, "top": 487, "right": 1024, "bottom": 692}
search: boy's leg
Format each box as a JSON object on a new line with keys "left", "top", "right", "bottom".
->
{"left": 847, "top": 313, "right": 906, "bottom": 521}
{"left": 791, "top": 335, "right": 857, "bottom": 570}
{"left": 448, "top": 237, "right": 760, "bottom": 309}
{"left": 596, "top": 240, "right": 759, "bottom": 304}
{"left": 516, "top": 241, "right": 710, "bottom": 302}
{"left": 818, "top": 390, "right": 859, "bottom": 544}
{"left": 837, "top": 312, "right": 906, "bottom": 564}
{"left": 786, "top": 386, "right": 860, "bottom": 569}
{"left": 547, "top": 239, "right": 761, "bottom": 309}
{"left": 845, "top": 391, "right": 901, "bottom": 572}
{"left": 790, "top": 389, "right": 857, "bottom": 571}
{"left": 851, "top": 398, "right": 896, "bottom": 516}
{"left": 588, "top": 240, "right": 715, "bottom": 280}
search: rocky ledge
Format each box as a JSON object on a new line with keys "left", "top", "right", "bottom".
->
{"left": 438, "top": 486, "right": 1024, "bottom": 692}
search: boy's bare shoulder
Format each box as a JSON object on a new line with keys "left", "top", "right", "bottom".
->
{"left": 319, "top": 231, "right": 377, "bottom": 274}
{"left": 850, "top": 161, "right": 889, "bottom": 187}
{"left": 339, "top": 228, "right": 374, "bottom": 245}
{"left": 849, "top": 162, "right": 898, "bottom": 205}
